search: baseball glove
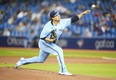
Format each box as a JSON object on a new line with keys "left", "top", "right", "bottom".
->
{"left": 50, "top": 30, "right": 57, "bottom": 43}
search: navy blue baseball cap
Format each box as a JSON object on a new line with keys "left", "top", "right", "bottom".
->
{"left": 49, "top": 10, "right": 60, "bottom": 19}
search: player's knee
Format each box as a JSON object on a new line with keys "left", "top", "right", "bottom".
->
{"left": 58, "top": 48, "right": 63, "bottom": 53}
{"left": 56, "top": 49, "right": 63, "bottom": 57}
{"left": 38, "top": 59, "right": 45, "bottom": 63}
{"left": 39, "top": 60, "right": 44, "bottom": 63}
{"left": 39, "top": 61, "right": 44, "bottom": 63}
{"left": 53, "top": 47, "right": 63, "bottom": 56}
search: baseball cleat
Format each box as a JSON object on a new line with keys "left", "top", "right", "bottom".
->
{"left": 15, "top": 57, "right": 24, "bottom": 69}
{"left": 59, "top": 72, "right": 72, "bottom": 76}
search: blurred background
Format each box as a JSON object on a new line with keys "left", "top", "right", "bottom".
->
{"left": 0, "top": 0, "right": 116, "bottom": 50}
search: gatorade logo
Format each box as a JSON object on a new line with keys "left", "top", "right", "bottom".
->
{"left": 95, "top": 40, "right": 114, "bottom": 49}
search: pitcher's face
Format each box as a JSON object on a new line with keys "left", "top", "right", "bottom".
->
{"left": 52, "top": 15, "right": 61, "bottom": 21}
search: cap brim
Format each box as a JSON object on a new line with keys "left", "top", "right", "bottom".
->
{"left": 54, "top": 11, "right": 60, "bottom": 17}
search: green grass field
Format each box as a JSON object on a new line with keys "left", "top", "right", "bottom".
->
{"left": 0, "top": 48, "right": 116, "bottom": 78}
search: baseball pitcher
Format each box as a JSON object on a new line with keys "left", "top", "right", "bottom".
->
{"left": 15, "top": 10, "right": 91, "bottom": 75}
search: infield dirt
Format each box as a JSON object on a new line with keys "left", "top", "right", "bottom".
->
{"left": 0, "top": 56, "right": 116, "bottom": 80}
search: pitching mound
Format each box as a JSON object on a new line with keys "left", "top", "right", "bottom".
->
{"left": 0, "top": 67, "right": 115, "bottom": 80}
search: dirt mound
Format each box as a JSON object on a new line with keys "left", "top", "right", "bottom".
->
{"left": 0, "top": 67, "right": 115, "bottom": 80}
{"left": 0, "top": 56, "right": 116, "bottom": 80}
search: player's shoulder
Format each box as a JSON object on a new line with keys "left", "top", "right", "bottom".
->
{"left": 44, "top": 21, "right": 52, "bottom": 27}
{"left": 60, "top": 18, "right": 71, "bottom": 21}
{"left": 60, "top": 18, "right": 71, "bottom": 24}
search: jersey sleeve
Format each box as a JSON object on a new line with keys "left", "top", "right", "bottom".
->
{"left": 62, "top": 18, "right": 71, "bottom": 28}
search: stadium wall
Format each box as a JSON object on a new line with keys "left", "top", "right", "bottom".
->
{"left": 0, "top": 36, "right": 116, "bottom": 50}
